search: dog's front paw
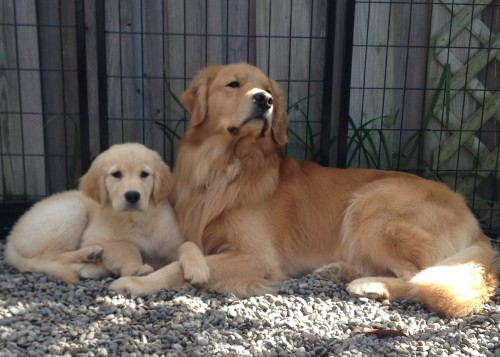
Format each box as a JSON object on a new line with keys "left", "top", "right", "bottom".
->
{"left": 347, "top": 278, "right": 390, "bottom": 300}
{"left": 121, "top": 264, "right": 154, "bottom": 277}
{"left": 109, "top": 277, "right": 142, "bottom": 297}
{"left": 109, "top": 275, "right": 163, "bottom": 297}
{"left": 177, "top": 241, "right": 210, "bottom": 285}
{"left": 182, "top": 260, "right": 210, "bottom": 285}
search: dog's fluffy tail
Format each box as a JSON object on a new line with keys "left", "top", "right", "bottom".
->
{"left": 409, "top": 235, "right": 498, "bottom": 317}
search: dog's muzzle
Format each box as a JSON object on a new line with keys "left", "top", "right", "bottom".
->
{"left": 242, "top": 91, "right": 273, "bottom": 137}
{"left": 124, "top": 190, "right": 141, "bottom": 209}
{"left": 252, "top": 92, "right": 273, "bottom": 111}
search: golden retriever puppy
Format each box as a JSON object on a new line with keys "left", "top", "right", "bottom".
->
{"left": 109, "top": 63, "right": 497, "bottom": 317}
{"left": 5, "top": 191, "right": 104, "bottom": 284}
{"left": 5, "top": 143, "right": 209, "bottom": 287}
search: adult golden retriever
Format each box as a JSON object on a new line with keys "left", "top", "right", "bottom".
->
{"left": 5, "top": 143, "right": 209, "bottom": 286}
{"left": 110, "top": 63, "right": 497, "bottom": 316}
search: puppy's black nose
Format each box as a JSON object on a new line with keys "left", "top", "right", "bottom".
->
{"left": 125, "top": 191, "right": 140, "bottom": 204}
{"left": 252, "top": 92, "right": 273, "bottom": 110}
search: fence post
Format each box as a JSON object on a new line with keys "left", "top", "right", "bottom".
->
{"left": 320, "top": 0, "right": 356, "bottom": 168}
{"left": 95, "top": 0, "right": 108, "bottom": 149}
{"left": 335, "top": 1, "right": 355, "bottom": 168}
{"left": 75, "top": 0, "right": 90, "bottom": 171}
{"left": 319, "top": 1, "right": 336, "bottom": 167}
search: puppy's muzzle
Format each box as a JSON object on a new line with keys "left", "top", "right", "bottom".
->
{"left": 125, "top": 191, "right": 141, "bottom": 205}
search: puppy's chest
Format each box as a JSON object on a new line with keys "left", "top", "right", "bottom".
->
{"left": 125, "top": 223, "right": 157, "bottom": 254}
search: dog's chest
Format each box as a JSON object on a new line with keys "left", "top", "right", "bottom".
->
{"left": 124, "top": 222, "right": 157, "bottom": 254}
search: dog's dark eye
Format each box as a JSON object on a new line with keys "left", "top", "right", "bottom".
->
{"left": 111, "top": 171, "right": 122, "bottom": 179}
{"left": 140, "top": 171, "right": 150, "bottom": 179}
{"left": 227, "top": 127, "right": 238, "bottom": 134}
{"left": 227, "top": 81, "right": 240, "bottom": 88}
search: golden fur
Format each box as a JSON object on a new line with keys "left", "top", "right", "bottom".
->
{"left": 5, "top": 143, "right": 209, "bottom": 286}
{"left": 110, "top": 63, "right": 497, "bottom": 317}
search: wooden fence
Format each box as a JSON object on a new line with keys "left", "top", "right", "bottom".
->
{"left": 0, "top": 0, "right": 498, "bottom": 231}
{"left": 1, "top": 0, "right": 329, "bottom": 197}
{"left": 102, "top": 0, "right": 328, "bottom": 161}
{"left": 349, "top": 0, "right": 499, "bottom": 229}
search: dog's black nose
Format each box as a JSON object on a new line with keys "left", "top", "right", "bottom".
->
{"left": 252, "top": 92, "right": 273, "bottom": 110}
{"left": 125, "top": 191, "right": 140, "bottom": 204}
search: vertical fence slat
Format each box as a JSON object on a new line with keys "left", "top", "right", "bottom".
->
{"left": 0, "top": 0, "right": 22, "bottom": 199}
{"left": 141, "top": 0, "right": 165, "bottom": 151}
{"left": 84, "top": 0, "right": 101, "bottom": 158}
{"left": 349, "top": 2, "right": 430, "bottom": 170}
{"left": 38, "top": 0, "right": 81, "bottom": 191}
{"left": 226, "top": 0, "right": 249, "bottom": 63}
{"left": 1, "top": 0, "right": 45, "bottom": 199}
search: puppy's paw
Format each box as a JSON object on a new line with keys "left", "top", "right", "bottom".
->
{"left": 109, "top": 275, "right": 163, "bottom": 297}
{"left": 181, "top": 260, "right": 210, "bottom": 285}
{"left": 60, "top": 271, "right": 80, "bottom": 285}
{"left": 347, "top": 278, "right": 390, "bottom": 300}
{"left": 82, "top": 245, "right": 104, "bottom": 262}
{"left": 109, "top": 277, "right": 142, "bottom": 297}
{"left": 121, "top": 264, "right": 154, "bottom": 277}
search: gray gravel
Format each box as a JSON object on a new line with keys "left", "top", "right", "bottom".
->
{"left": 1, "top": 239, "right": 500, "bottom": 357}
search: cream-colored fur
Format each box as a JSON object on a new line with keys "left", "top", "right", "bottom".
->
{"left": 5, "top": 143, "right": 209, "bottom": 286}
{"left": 109, "top": 64, "right": 497, "bottom": 317}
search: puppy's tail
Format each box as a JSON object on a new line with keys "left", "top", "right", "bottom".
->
{"left": 4, "top": 242, "right": 80, "bottom": 284}
{"left": 409, "top": 235, "right": 498, "bottom": 317}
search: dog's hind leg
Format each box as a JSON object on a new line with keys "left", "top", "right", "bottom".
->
{"left": 346, "top": 236, "right": 498, "bottom": 316}
{"left": 77, "top": 262, "right": 110, "bottom": 279}
{"left": 92, "top": 241, "right": 153, "bottom": 277}
{"left": 409, "top": 236, "right": 497, "bottom": 317}
{"left": 34, "top": 246, "right": 106, "bottom": 283}
{"left": 313, "top": 261, "right": 362, "bottom": 282}
{"left": 5, "top": 243, "right": 89, "bottom": 284}
{"left": 346, "top": 276, "right": 411, "bottom": 301}
{"left": 58, "top": 245, "right": 104, "bottom": 264}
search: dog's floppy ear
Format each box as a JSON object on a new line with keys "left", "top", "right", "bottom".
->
{"left": 270, "top": 79, "right": 289, "bottom": 146}
{"left": 181, "top": 65, "right": 221, "bottom": 127}
{"left": 152, "top": 157, "right": 173, "bottom": 205}
{"left": 79, "top": 159, "right": 108, "bottom": 205}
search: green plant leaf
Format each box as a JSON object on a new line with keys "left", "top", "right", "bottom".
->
{"left": 164, "top": 71, "right": 186, "bottom": 111}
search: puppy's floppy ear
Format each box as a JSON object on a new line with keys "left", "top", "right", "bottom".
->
{"left": 152, "top": 157, "right": 173, "bottom": 205}
{"left": 270, "top": 79, "right": 289, "bottom": 146}
{"left": 79, "top": 159, "right": 108, "bottom": 205}
{"left": 181, "top": 65, "right": 221, "bottom": 127}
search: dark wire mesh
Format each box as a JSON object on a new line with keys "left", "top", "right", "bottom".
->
{"left": 0, "top": 0, "right": 498, "bottom": 236}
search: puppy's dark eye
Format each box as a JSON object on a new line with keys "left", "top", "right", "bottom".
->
{"left": 111, "top": 171, "right": 122, "bottom": 179}
{"left": 140, "top": 171, "right": 150, "bottom": 179}
{"left": 227, "top": 127, "right": 238, "bottom": 134}
{"left": 227, "top": 81, "right": 240, "bottom": 88}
